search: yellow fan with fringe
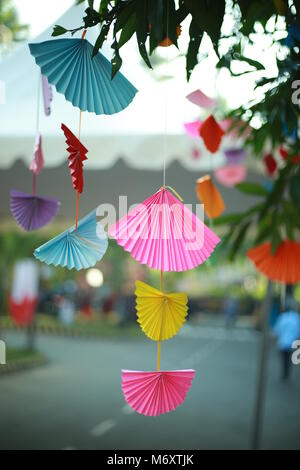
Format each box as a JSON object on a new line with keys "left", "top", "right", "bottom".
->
{"left": 135, "top": 280, "right": 188, "bottom": 341}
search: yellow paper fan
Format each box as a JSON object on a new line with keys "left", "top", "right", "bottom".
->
{"left": 135, "top": 280, "right": 188, "bottom": 341}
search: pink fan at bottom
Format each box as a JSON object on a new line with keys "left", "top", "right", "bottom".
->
{"left": 214, "top": 164, "right": 246, "bottom": 187}
{"left": 10, "top": 190, "right": 60, "bottom": 231}
{"left": 121, "top": 369, "right": 195, "bottom": 416}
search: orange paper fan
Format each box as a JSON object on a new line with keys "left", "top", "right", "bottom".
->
{"left": 247, "top": 240, "right": 300, "bottom": 284}
{"left": 196, "top": 175, "right": 225, "bottom": 219}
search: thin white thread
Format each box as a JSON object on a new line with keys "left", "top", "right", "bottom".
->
{"left": 36, "top": 71, "right": 41, "bottom": 134}
{"left": 163, "top": 0, "right": 170, "bottom": 188}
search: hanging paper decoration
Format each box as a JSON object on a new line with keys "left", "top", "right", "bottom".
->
{"left": 186, "top": 89, "right": 216, "bottom": 109}
{"left": 224, "top": 148, "right": 246, "bottom": 165}
{"left": 214, "top": 164, "right": 247, "bottom": 187}
{"left": 263, "top": 153, "right": 277, "bottom": 176}
{"left": 159, "top": 25, "right": 182, "bottom": 47}
{"left": 279, "top": 147, "right": 300, "bottom": 164}
{"left": 61, "top": 123, "right": 88, "bottom": 194}
{"left": 34, "top": 209, "right": 108, "bottom": 271}
{"left": 135, "top": 280, "right": 188, "bottom": 341}
{"left": 196, "top": 175, "right": 225, "bottom": 219}
{"left": 121, "top": 369, "right": 195, "bottom": 417}
{"left": 10, "top": 190, "right": 60, "bottom": 232}
{"left": 109, "top": 187, "right": 220, "bottom": 272}
{"left": 9, "top": 260, "right": 39, "bottom": 326}
{"left": 10, "top": 133, "right": 60, "bottom": 231}
{"left": 29, "top": 38, "right": 138, "bottom": 115}
{"left": 184, "top": 120, "right": 202, "bottom": 138}
{"left": 30, "top": 132, "right": 44, "bottom": 175}
{"left": 247, "top": 240, "right": 300, "bottom": 285}
{"left": 199, "top": 115, "right": 225, "bottom": 153}
{"left": 41, "top": 75, "right": 53, "bottom": 116}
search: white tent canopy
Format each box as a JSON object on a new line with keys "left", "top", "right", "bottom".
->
{"left": 0, "top": 3, "right": 246, "bottom": 170}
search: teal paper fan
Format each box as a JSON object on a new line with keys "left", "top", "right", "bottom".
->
{"left": 29, "top": 39, "right": 138, "bottom": 115}
{"left": 34, "top": 209, "right": 108, "bottom": 270}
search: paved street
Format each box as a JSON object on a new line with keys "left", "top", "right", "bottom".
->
{"left": 0, "top": 324, "right": 300, "bottom": 450}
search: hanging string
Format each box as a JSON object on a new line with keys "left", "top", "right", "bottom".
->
{"left": 157, "top": 269, "right": 164, "bottom": 371}
{"left": 33, "top": 72, "right": 41, "bottom": 195}
{"left": 162, "top": 0, "right": 170, "bottom": 188}
{"left": 75, "top": 29, "right": 86, "bottom": 235}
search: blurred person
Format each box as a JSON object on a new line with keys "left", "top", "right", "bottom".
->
{"left": 273, "top": 297, "right": 300, "bottom": 381}
{"left": 223, "top": 296, "right": 239, "bottom": 328}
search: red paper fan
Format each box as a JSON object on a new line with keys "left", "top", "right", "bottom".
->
{"left": 247, "top": 240, "right": 300, "bottom": 284}
{"left": 61, "top": 123, "right": 88, "bottom": 194}
{"left": 264, "top": 153, "right": 277, "bottom": 176}
{"left": 199, "top": 114, "right": 224, "bottom": 153}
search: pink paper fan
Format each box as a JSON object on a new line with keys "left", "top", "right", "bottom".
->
{"left": 186, "top": 89, "right": 216, "bottom": 109}
{"left": 109, "top": 187, "right": 220, "bottom": 272}
{"left": 10, "top": 190, "right": 60, "bottom": 231}
{"left": 29, "top": 132, "right": 44, "bottom": 176}
{"left": 184, "top": 120, "right": 202, "bottom": 137}
{"left": 215, "top": 164, "right": 247, "bottom": 187}
{"left": 121, "top": 369, "right": 195, "bottom": 416}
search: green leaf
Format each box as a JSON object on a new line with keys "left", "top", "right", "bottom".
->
{"left": 52, "top": 25, "right": 68, "bottom": 37}
{"left": 186, "top": 20, "right": 203, "bottom": 81}
{"left": 213, "top": 213, "right": 245, "bottom": 226}
{"left": 118, "top": 13, "right": 136, "bottom": 48}
{"left": 184, "top": 0, "right": 225, "bottom": 53}
{"left": 92, "top": 23, "right": 110, "bottom": 57}
{"left": 135, "top": 0, "right": 152, "bottom": 69}
{"left": 290, "top": 174, "right": 300, "bottom": 211}
{"left": 235, "top": 182, "right": 268, "bottom": 196}
{"left": 271, "top": 226, "right": 282, "bottom": 254}
{"left": 235, "top": 55, "right": 265, "bottom": 71}
{"left": 229, "top": 221, "right": 251, "bottom": 261}
{"left": 111, "top": 41, "right": 123, "bottom": 79}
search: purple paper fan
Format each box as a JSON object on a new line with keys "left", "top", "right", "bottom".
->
{"left": 10, "top": 190, "right": 60, "bottom": 231}
{"left": 224, "top": 148, "right": 246, "bottom": 164}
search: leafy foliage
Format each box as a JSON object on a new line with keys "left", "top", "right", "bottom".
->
{"left": 0, "top": 0, "right": 28, "bottom": 44}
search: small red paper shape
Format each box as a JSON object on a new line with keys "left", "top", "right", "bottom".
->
{"left": 279, "top": 147, "right": 300, "bottom": 164}
{"left": 264, "top": 153, "right": 277, "bottom": 176}
{"left": 61, "top": 123, "right": 88, "bottom": 194}
{"left": 199, "top": 114, "right": 224, "bottom": 153}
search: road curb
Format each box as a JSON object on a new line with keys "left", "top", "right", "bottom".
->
{"left": 0, "top": 356, "right": 47, "bottom": 376}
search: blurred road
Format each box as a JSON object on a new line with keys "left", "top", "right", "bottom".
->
{"left": 1, "top": 324, "right": 300, "bottom": 450}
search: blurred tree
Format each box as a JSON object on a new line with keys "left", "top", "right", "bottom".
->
{"left": 0, "top": 0, "right": 28, "bottom": 47}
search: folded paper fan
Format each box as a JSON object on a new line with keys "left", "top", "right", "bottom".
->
{"left": 214, "top": 164, "right": 246, "bottom": 187}
{"left": 61, "top": 123, "right": 88, "bottom": 193}
{"left": 196, "top": 175, "right": 225, "bottom": 219}
{"left": 121, "top": 369, "right": 195, "bottom": 416}
{"left": 29, "top": 39, "right": 138, "bottom": 115}
{"left": 184, "top": 120, "right": 202, "bottom": 138}
{"left": 10, "top": 190, "right": 60, "bottom": 231}
{"left": 186, "top": 89, "right": 216, "bottom": 109}
{"left": 42, "top": 75, "right": 53, "bottom": 116}
{"left": 224, "top": 148, "right": 246, "bottom": 165}
{"left": 247, "top": 240, "right": 300, "bottom": 284}
{"left": 34, "top": 209, "right": 108, "bottom": 270}
{"left": 109, "top": 187, "right": 220, "bottom": 272}
{"left": 199, "top": 115, "right": 225, "bottom": 153}
{"left": 135, "top": 280, "right": 188, "bottom": 341}
{"left": 30, "top": 132, "right": 44, "bottom": 176}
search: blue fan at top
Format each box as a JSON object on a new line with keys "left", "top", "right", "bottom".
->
{"left": 29, "top": 38, "right": 138, "bottom": 115}
{"left": 34, "top": 208, "right": 108, "bottom": 270}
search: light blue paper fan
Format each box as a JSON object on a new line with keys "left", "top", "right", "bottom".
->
{"left": 29, "top": 39, "right": 138, "bottom": 115}
{"left": 34, "top": 209, "right": 108, "bottom": 270}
